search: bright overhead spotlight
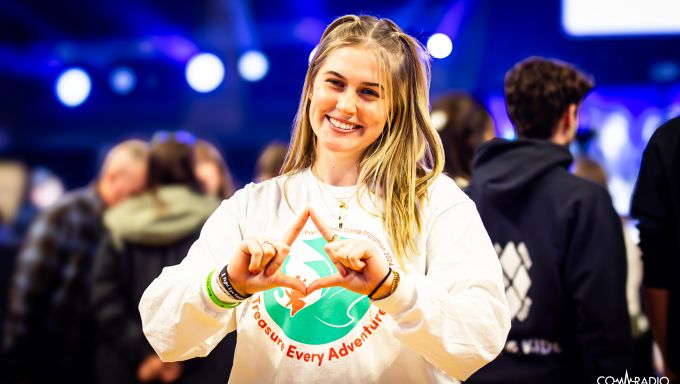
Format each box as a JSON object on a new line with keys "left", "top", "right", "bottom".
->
{"left": 110, "top": 66, "right": 137, "bottom": 95}
{"left": 55, "top": 67, "right": 92, "bottom": 107}
{"left": 238, "top": 50, "right": 269, "bottom": 82}
{"left": 186, "top": 53, "right": 225, "bottom": 93}
{"left": 427, "top": 33, "right": 453, "bottom": 59}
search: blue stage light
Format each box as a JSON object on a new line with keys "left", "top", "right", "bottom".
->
{"left": 186, "top": 53, "right": 225, "bottom": 93}
{"left": 238, "top": 51, "right": 269, "bottom": 82}
{"left": 55, "top": 67, "right": 92, "bottom": 107}
{"left": 110, "top": 66, "right": 137, "bottom": 95}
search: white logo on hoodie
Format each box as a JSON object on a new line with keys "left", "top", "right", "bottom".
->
{"left": 496, "top": 242, "right": 532, "bottom": 321}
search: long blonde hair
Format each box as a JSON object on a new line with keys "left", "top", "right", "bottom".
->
{"left": 282, "top": 15, "right": 444, "bottom": 265}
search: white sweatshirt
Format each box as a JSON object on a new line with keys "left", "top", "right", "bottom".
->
{"left": 139, "top": 168, "right": 510, "bottom": 383}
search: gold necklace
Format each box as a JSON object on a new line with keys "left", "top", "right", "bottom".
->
{"left": 312, "top": 167, "right": 356, "bottom": 229}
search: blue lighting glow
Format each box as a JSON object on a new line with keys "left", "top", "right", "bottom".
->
{"left": 185, "top": 53, "right": 225, "bottom": 93}
{"left": 238, "top": 51, "right": 269, "bottom": 82}
{"left": 55, "top": 68, "right": 92, "bottom": 107}
{"left": 109, "top": 66, "right": 137, "bottom": 95}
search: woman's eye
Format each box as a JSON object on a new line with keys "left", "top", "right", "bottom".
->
{"left": 361, "top": 89, "right": 380, "bottom": 98}
{"left": 326, "top": 79, "right": 343, "bottom": 87}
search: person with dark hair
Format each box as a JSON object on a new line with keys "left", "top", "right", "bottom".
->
{"left": 3, "top": 139, "right": 149, "bottom": 384}
{"left": 431, "top": 92, "right": 495, "bottom": 188}
{"left": 138, "top": 15, "right": 509, "bottom": 383}
{"left": 466, "top": 57, "right": 632, "bottom": 383}
{"left": 631, "top": 116, "right": 680, "bottom": 383}
{"left": 91, "top": 133, "right": 234, "bottom": 383}
{"left": 194, "top": 139, "right": 236, "bottom": 199}
{"left": 254, "top": 141, "right": 288, "bottom": 182}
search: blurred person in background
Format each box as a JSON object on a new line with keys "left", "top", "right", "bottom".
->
{"left": 2, "top": 139, "right": 149, "bottom": 384}
{"left": 194, "top": 138, "right": 235, "bottom": 199}
{"left": 573, "top": 156, "right": 653, "bottom": 379}
{"left": 91, "top": 132, "right": 234, "bottom": 384}
{"left": 430, "top": 92, "right": 495, "bottom": 188}
{"left": 0, "top": 161, "right": 29, "bottom": 245}
{"left": 0, "top": 161, "right": 29, "bottom": 350}
{"left": 466, "top": 57, "right": 632, "bottom": 383}
{"left": 631, "top": 115, "right": 680, "bottom": 383}
{"left": 253, "top": 141, "right": 287, "bottom": 182}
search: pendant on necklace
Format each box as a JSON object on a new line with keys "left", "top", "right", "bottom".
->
{"left": 338, "top": 201, "right": 347, "bottom": 209}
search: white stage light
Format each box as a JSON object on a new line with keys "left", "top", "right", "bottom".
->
{"left": 238, "top": 51, "right": 269, "bottom": 82}
{"left": 427, "top": 33, "right": 453, "bottom": 59}
{"left": 186, "top": 53, "right": 225, "bottom": 93}
{"left": 55, "top": 68, "right": 92, "bottom": 107}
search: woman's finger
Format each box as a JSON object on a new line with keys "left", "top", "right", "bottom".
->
{"left": 243, "top": 237, "right": 264, "bottom": 273}
{"left": 328, "top": 240, "right": 364, "bottom": 271}
{"left": 309, "top": 207, "right": 337, "bottom": 243}
{"left": 263, "top": 239, "right": 291, "bottom": 277}
{"left": 258, "top": 240, "right": 279, "bottom": 273}
{"left": 346, "top": 243, "right": 367, "bottom": 271}
{"left": 324, "top": 242, "right": 349, "bottom": 276}
{"left": 282, "top": 207, "right": 310, "bottom": 246}
{"left": 271, "top": 272, "right": 308, "bottom": 294}
{"left": 306, "top": 273, "right": 345, "bottom": 294}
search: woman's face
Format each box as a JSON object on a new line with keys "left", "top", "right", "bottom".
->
{"left": 308, "top": 46, "right": 389, "bottom": 163}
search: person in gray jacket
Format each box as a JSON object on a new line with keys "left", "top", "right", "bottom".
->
{"left": 91, "top": 132, "right": 234, "bottom": 383}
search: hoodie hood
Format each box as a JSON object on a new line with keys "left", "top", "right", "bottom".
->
{"left": 470, "top": 138, "right": 572, "bottom": 202}
{"left": 104, "top": 185, "right": 219, "bottom": 248}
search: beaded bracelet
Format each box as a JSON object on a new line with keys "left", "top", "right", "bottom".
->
{"left": 368, "top": 267, "right": 392, "bottom": 299}
{"left": 389, "top": 269, "right": 400, "bottom": 295}
{"left": 219, "top": 265, "right": 252, "bottom": 301}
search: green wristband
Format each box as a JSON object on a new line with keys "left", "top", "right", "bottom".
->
{"left": 206, "top": 270, "right": 241, "bottom": 309}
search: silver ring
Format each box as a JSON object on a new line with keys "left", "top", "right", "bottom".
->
{"left": 260, "top": 241, "right": 276, "bottom": 254}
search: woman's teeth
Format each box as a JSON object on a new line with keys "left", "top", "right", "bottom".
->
{"left": 329, "top": 117, "right": 357, "bottom": 131}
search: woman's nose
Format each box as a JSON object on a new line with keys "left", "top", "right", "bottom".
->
{"left": 336, "top": 91, "right": 357, "bottom": 115}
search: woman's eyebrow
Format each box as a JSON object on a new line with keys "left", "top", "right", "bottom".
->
{"left": 323, "top": 71, "right": 383, "bottom": 90}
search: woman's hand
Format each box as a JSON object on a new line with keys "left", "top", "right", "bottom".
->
{"left": 226, "top": 208, "right": 309, "bottom": 296}
{"left": 306, "top": 208, "right": 394, "bottom": 299}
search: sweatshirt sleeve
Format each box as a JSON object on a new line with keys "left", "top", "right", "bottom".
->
{"left": 564, "top": 188, "right": 633, "bottom": 379}
{"left": 138, "top": 197, "right": 244, "bottom": 362}
{"left": 372, "top": 200, "right": 511, "bottom": 381}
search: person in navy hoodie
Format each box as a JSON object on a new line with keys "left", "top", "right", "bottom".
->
{"left": 465, "top": 56, "right": 632, "bottom": 384}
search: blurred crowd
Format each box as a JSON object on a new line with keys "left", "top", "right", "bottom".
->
{"left": 0, "top": 134, "right": 287, "bottom": 383}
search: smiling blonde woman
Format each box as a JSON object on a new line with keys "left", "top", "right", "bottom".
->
{"left": 139, "top": 14, "right": 510, "bottom": 383}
